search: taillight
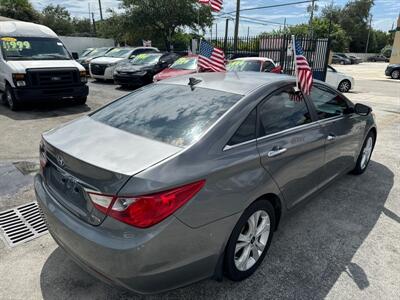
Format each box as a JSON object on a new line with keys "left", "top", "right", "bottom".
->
{"left": 87, "top": 180, "right": 205, "bottom": 228}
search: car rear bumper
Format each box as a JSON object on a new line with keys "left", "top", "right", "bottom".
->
{"left": 13, "top": 85, "right": 88, "bottom": 101}
{"left": 34, "top": 174, "right": 236, "bottom": 294}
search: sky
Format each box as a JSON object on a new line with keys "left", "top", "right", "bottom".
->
{"left": 31, "top": 0, "right": 400, "bottom": 37}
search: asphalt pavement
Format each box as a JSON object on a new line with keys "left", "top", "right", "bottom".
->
{"left": 0, "top": 63, "right": 399, "bottom": 300}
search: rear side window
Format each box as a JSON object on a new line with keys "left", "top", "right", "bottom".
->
{"left": 309, "top": 85, "right": 349, "bottom": 119}
{"left": 227, "top": 109, "right": 257, "bottom": 146}
{"left": 92, "top": 85, "right": 242, "bottom": 147}
{"left": 258, "top": 90, "right": 312, "bottom": 137}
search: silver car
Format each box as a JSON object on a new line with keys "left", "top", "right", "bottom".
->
{"left": 35, "top": 72, "right": 377, "bottom": 294}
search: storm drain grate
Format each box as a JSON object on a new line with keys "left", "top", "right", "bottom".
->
{"left": 0, "top": 202, "right": 48, "bottom": 247}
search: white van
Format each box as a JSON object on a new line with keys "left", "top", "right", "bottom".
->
{"left": 0, "top": 20, "right": 89, "bottom": 110}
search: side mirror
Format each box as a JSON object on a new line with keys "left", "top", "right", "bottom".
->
{"left": 354, "top": 103, "right": 372, "bottom": 116}
{"left": 72, "top": 52, "right": 79, "bottom": 59}
{"left": 129, "top": 55, "right": 136, "bottom": 59}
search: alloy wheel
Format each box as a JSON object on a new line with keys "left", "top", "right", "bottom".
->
{"left": 339, "top": 80, "right": 350, "bottom": 92}
{"left": 234, "top": 210, "right": 270, "bottom": 271}
{"left": 360, "top": 137, "right": 373, "bottom": 169}
{"left": 391, "top": 70, "right": 400, "bottom": 79}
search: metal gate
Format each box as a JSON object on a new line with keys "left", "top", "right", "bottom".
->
{"left": 207, "top": 34, "right": 330, "bottom": 81}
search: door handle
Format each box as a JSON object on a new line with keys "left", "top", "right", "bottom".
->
{"left": 327, "top": 134, "right": 336, "bottom": 141}
{"left": 267, "top": 147, "right": 287, "bottom": 158}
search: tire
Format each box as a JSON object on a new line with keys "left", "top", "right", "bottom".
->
{"left": 338, "top": 80, "right": 351, "bottom": 93}
{"left": 351, "top": 131, "right": 376, "bottom": 175}
{"left": 340, "top": 60, "right": 345, "bottom": 65}
{"left": 391, "top": 70, "right": 400, "bottom": 79}
{"left": 224, "top": 200, "right": 275, "bottom": 281}
{"left": 4, "top": 84, "right": 22, "bottom": 111}
{"left": 74, "top": 96, "right": 87, "bottom": 105}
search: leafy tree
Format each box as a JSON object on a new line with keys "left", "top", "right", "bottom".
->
{"left": 339, "top": 0, "right": 374, "bottom": 52}
{"left": 120, "top": 0, "right": 213, "bottom": 50}
{"left": 271, "top": 18, "right": 350, "bottom": 52}
{"left": 0, "top": 0, "right": 40, "bottom": 22}
{"left": 71, "top": 18, "right": 92, "bottom": 36}
{"left": 40, "top": 5, "right": 73, "bottom": 35}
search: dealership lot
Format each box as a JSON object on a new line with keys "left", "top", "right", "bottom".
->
{"left": 0, "top": 62, "right": 399, "bottom": 299}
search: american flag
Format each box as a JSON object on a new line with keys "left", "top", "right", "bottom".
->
{"left": 294, "top": 39, "right": 313, "bottom": 95}
{"left": 198, "top": 0, "right": 223, "bottom": 12}
{"left": 198, "top": 40, "right": 226, "bottom": 72}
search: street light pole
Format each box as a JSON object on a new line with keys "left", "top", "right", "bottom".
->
{"left": 233, "top": 0, "right": 240, "bottom": 53}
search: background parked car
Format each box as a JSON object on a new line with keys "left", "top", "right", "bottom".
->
{"left": 332, "top": 54, "right": 351, "bottom": 65}
{"left": 336, "top": 53, "right": 362, "bottom": 64}
{"left": 76, "top": 47, "right": 114, "bottom": 72}
{"left": 226, "top": 57, "right": 282, "bottom": 73}
{"left": 153, "top": 55, "right": 198, "bottom": 82}
{"left": 79, "top": 48, "right": 95, "bottom": 58}
{"left": 0, "top": 20, "right": 89, "bottom": 110}
{"left": 114, "top": 52, "right": 180, "bottom": 87}
{"left": 368, "top": 54, "right": 389, "bottom": 62}
{"left": 89, "top": 47, "right": 159, "bottom": 80}
{"left": 385, "top": 64, "right": 400, "bottom": 79}
{"left": 326, "top": 65, "right": 355, "bottom": 92}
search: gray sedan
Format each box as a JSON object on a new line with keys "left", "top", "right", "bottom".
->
{"left": 34, "top": 72, "right": 377, "bottom": 294}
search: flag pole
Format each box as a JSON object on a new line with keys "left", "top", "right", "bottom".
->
{"left": 292, "top": 35, "right": 300, "bottom": 92}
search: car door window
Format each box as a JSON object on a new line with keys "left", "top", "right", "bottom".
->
{"left": 263, "top": 61, "right": 274, "bottom": 72}
{"left": 309, "top": 85, "right": 349, "bottom": 119}
{"left": 258, "top": 89, "right": 312, "bottom": 137}
{"left": 227, "top": 108, "right": 257, "bottom": 146}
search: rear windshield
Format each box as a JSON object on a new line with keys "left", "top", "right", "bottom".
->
{"left": 91, "top": 84, "right": 243, "bottom": 147}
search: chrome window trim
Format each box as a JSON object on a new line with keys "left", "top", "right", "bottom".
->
{"left": 256, "top": 121, "right": 321, "bottom": 143}
{"left": 223, "top": 120, "right": 321, "bottom": 151}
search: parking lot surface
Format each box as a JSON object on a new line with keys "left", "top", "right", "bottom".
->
{"left": 0, "top": 63, "right": 399, "bottom": 299}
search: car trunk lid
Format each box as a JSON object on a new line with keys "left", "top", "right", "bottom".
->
{"left": 41, "top": 116, "right": 182, "bottom": 225}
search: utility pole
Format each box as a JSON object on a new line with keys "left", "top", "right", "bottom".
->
{"left": 308, "top": 0, "right": 315, "bottom": 36}
{"left": 365, "top": 15, "right": 372, "bottom": 53}
{"left": 283, "top": 18, "right": 287, "bottom": 32}
{"left": 247, "top": 26, "right": 250, "bottom": 39}
{"left": 233, "top": 0, "right": 240, "bottom": 53}
{"left": 98, "top": 0, "right": 104, "bottom": 21}
{"left": 216, "top": 23, "right": 218, "bottom": 40}
{"left": 88, "top": 3, "right": 91, "bottom": 33}
{"left": 224, "top": 18, "right": 229, "bottom": 53}
{"left": 92, "top": 12, "right": 97, "bottom": 35}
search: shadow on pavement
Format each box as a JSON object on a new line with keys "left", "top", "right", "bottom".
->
{"left": 40, "top": 161, "right": 394, "bottom": 299}
{"left": 0, "top": 101, "right": 90, "bottom": 121}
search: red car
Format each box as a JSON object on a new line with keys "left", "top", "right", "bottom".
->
{"left": 154, "top": 55, "right": 198, "bottom": 82}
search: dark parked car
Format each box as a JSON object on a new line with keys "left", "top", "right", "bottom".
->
{"left": 332, "top": 54, "right": 351, "bottom": 65}
{"left": 336, "top": 53, "right": 362, "bottom": 64}
{"left": 35, "top": 72, "right": 376, "bottom": 294}
{"left": 385, "top": 64, "right": 400, "bottom": 79}
{"left": 368, "top": 54, "right": 389, "bottom": 62}
{"left": 113, "top": 52, "right": 180, "bottom": 87}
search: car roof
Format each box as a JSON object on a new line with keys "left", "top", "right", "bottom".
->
{"left": 231, "top": 57, "right": 274, "bottom": 63}
{"left": 157, "top": 72, "right": 293, "bottom": 95}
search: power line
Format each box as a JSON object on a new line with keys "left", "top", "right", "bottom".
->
{"left": 220, "top": 0, "right": 317, "bottom": 16}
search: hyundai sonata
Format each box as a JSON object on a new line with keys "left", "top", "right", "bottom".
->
{"left": 35, "top": 72, "right": 376, "bottom": 294}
